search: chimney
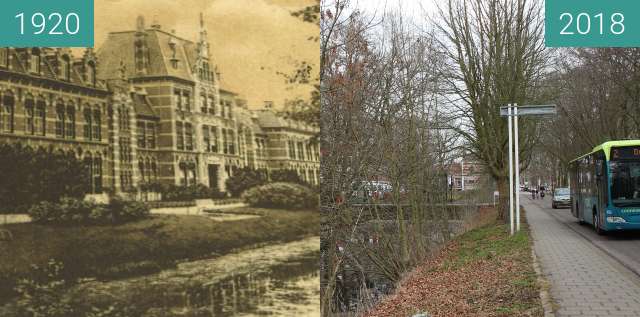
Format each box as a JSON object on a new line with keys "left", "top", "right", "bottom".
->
{"left": 151, "top": 15, "right": 161, "bottom": 29}
{"left": 264, "top": 101, "right": 273, "bottom": 109}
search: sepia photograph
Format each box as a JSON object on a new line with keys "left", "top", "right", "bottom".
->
{"left": 0, "top": 0, "right": 320, "bottom": 316}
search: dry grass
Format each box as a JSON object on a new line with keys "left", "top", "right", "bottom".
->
{"left": 364, "top": 207, "right": 544, "bottom": 317}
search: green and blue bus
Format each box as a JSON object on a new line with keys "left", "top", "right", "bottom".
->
{"left": 569, "top": 140, "right": 640, "bottom": 234}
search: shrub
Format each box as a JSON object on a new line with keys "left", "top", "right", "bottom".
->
{"left": 29, "top": 197, "right": 150, "bottom": 225}
{"left": 225, "top": 167, "right": 268, "bottom": 197}
{"left": 0, "top": 143, "right": 90, "bottom": 214}
{"left": 241, "top": 182, "right": 318, "bottom": 210}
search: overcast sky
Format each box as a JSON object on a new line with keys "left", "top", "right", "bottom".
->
{"left": 90, "top": 0, "right": 318, "bottom": 109}
{"left": 354, "top": 0, "right": 439, "bottom": 26}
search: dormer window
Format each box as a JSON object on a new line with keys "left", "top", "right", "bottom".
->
{"left": 86, "top": 61, "right": 96, "bottom": 86}
{"left": 61, "top": 55, "right": 71, "bottom": 81}
{"left": 0, "top": 49, "right": 7, "bottom": 68}
{"left": 29, "top": 49, "right": 40, "bottom": 74}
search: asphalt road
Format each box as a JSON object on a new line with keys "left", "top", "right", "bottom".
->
{"left": 527, "top": 194, "right": 640, "bottom": 278}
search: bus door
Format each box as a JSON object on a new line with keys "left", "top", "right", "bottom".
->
{"left": 595, "top": 152, "right": 608, "bottom": 218}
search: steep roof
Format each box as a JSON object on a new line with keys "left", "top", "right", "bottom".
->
{"left": 97, "top": 29, "right": 199, "bottom": 82}
{"left": 1, "top": 48, "right": 107, "bottom": 91}
{"left": 131, "top": 93, "right": 158, "bottom": 119}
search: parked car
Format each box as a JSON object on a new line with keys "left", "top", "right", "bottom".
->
{"left": 552, "top": 187, "right": 571, "bottom": 209}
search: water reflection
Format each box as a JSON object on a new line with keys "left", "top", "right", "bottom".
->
{"left": 69, "top": 237, "right": 320, "bottom": 316}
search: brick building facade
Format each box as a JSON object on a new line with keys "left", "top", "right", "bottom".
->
{"left": 0, "top": 15, "right": 319, "bottom": 196}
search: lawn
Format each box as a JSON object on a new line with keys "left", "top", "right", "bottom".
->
{"left": 365, "top": 209, "right": 544, "bottom": 317}
{"left": 0, "top": 207, "right": 318, "bottom": 303}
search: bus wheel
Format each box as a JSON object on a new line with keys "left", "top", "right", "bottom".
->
{"left": 593, "top": 210, "right": 604, "bottom": 235}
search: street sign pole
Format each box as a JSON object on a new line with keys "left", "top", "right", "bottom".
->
{"left": 514, "top": 105, "right": 521, "bottom": 232}
{"left": 500, "top": 104, "right": 556, "bottom": 235}
{"left": 508, "top": 105, "right": 514, "bottom": 235}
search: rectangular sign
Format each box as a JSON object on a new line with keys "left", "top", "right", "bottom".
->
{"left": 0, "top": 0, "right": 94, "bottom": 47}
{"left": 499, "top": 105, "right": 557, "bottom": 117}
{"left": 546, "top": 0, "right": 640, "bottom": 47}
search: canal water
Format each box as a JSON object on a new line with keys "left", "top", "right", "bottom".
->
{"left": 68, "top": 236, "right": 320, "bottom": 316}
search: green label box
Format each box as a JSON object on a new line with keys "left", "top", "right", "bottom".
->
{"left": 0, "top": 0, "right": 94, "bottom": 47}
{"left": 545, "top": 0, "right": 640, "bottom": 47}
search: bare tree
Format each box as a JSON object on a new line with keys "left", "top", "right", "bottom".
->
{"left": 435, "top": 0, "right": 550, "bottom": 221}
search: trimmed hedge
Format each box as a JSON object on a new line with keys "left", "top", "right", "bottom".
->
{"left": 241, "top": 182, "right": 318, "bottom": 210}
{"left": 29, "top": 197, "right": 150, "bottom": 225}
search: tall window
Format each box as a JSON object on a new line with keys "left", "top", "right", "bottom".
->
{"left": 203, "top": 125, "right": 210, "bottom": 152}
{"left": 86, "top": 61, "right": 96, "bottom": 86}
{"left": 175, "top": 89, "right": 182, "bottom": 110}
{"left": 94, "top": 156, "right": 102, "bottom": 193}
{"left": 201, "top": 93, "right": 207, "bottom": 113}
{"left": 228, "top": 130, "right": 235, "bottom": 155}
{"left": 208, "top": 95, "right": 215, "bottom": 115}
{"left": 288, "top": 140, "right": 295, "bottom": 159}
{"left": 176, "top": 122, "right": 184, "bottom": 150}
{"left": 297, "top": 142, "right": 304, "bottom": 160}
{"left": 66, "top": 105, "right": 75, "bottom": 139}
{"left": 0, "top": 48, "right": 7, "bottom": 68}
{"left": 1, "top": 92, "right": 14, "bottom": 133}
{"left": 83, "top": 108, "right": 92, "bottom": 139}
{"left": 61, "top": 55, "right": 70, "bottom": 81}
{"left": 146, "top": 122, "right": 155, "bottom": 149}
{"left": 222, "top": 128, "right": 228, "bottom": 154}
{"left": 93, "top": 110, "right": 101, "bottom": 140}
{"left": 25, "top": 97, "right": 35, "bottom": 135}
{"left": 145, "top": 159, "right": 152, "bottom": 182}
{"left": 29, "top": 49, "right": 40, "bottom": 74}
{"left": 35, "top": 100, "right": 45, "bottom": 136}
{"left": 137, "top": 121, "right": 146, "bottom": 148}
{"left": 211, "top": 126, "right": 218, "bottom": 153}
{"left": 220, "top": 101, "right": 226, "bottom": 118}
{"left": 151, "top": 161, "right": 158, "bottom": 180}
{"left": 183, "top": 92, "right": 191, "bottom": 112}
{"left": 185, "top": 123, "right": 193, "bottom": 151}
{"left": 139, "top": 160, "right": 146, "bottom": 183}
{"left": 55, "top": 104, "right": 65, "bottom": 137}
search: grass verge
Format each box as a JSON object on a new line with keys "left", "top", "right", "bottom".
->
{"left": 365, "top": 208, "right": 544, "bottom": 317}
{"left": 0, "top": 207, "right": 318, "bottom": 303}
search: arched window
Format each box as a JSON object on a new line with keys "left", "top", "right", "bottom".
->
{"left": 61, "top": 55, "right": 71, "bottom": 81}
{"left": 93, "top": 109, "right": 101, "bottom": 140}
{"left": 55, "top": 103, "right": 65, "bottom": 137}
{"left": 1, "top": 91, "right": 15, "bottom": 133}
{"left": 83, "top": 108, "right": 92, "bottom": 139}
{"left": 24, "top": 96, "right": 35, "bottom": 135}
{"left": 66, "top": 105, "right": 75, "bottom": 139}
{"left": 35, "top": 100, "right": 45, "bottom": 135}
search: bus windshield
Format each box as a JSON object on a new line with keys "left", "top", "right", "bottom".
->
{"left": 610, "top": 160, "right": 640, "bottom": 207}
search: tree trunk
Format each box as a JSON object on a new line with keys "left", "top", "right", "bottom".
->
{"left": 496, "top": 177, "right": 510, "bottom": 223}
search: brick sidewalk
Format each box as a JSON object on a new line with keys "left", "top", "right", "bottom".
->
{"left": 525, "top": 198, "right": 640, "bottom": 317}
